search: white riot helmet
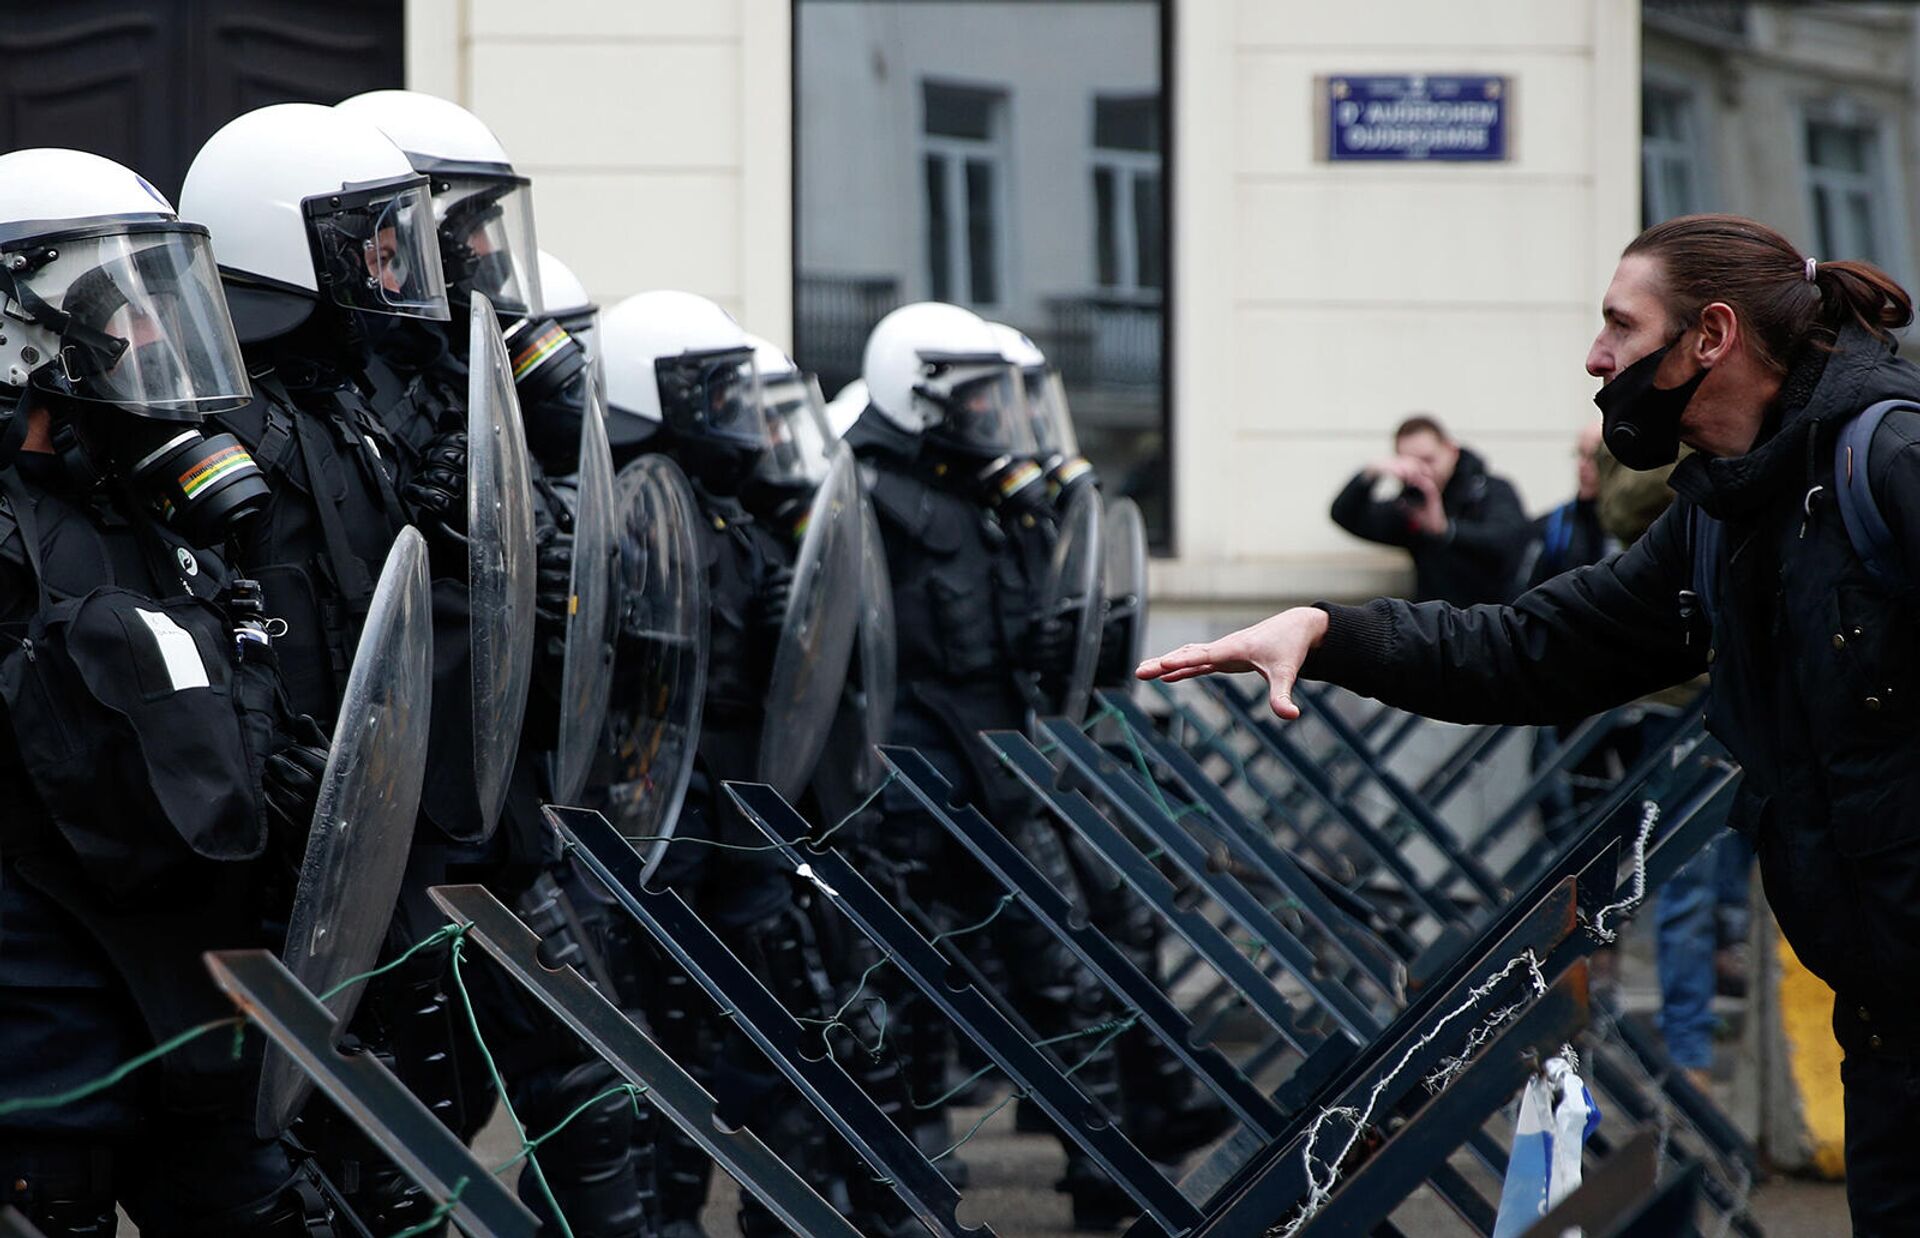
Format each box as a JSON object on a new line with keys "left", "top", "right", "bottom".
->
{"left": 534, "top": 248, "right": 602, "bottom": 395}
{"left": 181, "top": 103, "right": 450, "bottom": 342}
{"left": 986, "top": 320, "right": 1078, "bottom": 461}
{"left": 603, "top": 290, "right": 766, "bottom": 454}
{"left": 746, "top": 333, "right": 832, "bottom": 493}
{"left": 335, "top": 90, "right": 542, "bottom": 318}
{"left": 0, "top": 149, "right": 252, "bottom": 418}
{"left": 861, "top": 301, "right": 1034, "bottom": 459}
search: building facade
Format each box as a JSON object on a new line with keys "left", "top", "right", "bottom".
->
{"left": 0, "top": 0, "right": 1656, "bottom": 640}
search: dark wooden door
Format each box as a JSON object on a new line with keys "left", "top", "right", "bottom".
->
{"left": 0, "top": 0, "right": 405, "bottom": 200}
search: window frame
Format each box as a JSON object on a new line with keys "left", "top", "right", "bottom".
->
{"left": 1639, "top": 68, "right": 1713, "bottom": 226}
{"left": 1091, "top": 92, "right": 1164, "bottom": 299}
{"left": 920, "top": 79, "right": 1012, "bottom": 309}
{"left": 1799, "top": 98, "right": 1909, "bottom": 285}
{"left": 790, "top": 0, "right": 1177, "bottom": 554}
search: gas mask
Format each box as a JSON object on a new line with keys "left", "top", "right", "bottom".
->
{"left": 1594, "top": 340, "right": 1708, "bottom": 471}
{"left": 504, "top": 316, "right": 591, "bottom": 475}
{"left": 45, "top": 399, "right": 271, "bottom": 544}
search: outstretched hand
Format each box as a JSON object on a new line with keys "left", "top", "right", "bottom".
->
{"left": 1134, "top": 606, "right": 1330, "bottom": 720}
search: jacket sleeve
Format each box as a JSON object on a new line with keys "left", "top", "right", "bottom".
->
{"left": 1302, "top": 501, "right": 1707, "bottom": 725}
{"left": 1445, "top": 476, "right": 1532, "bottom": 568}
{"left": 1329, "top": 471, "right": 1414, "bottom": 547}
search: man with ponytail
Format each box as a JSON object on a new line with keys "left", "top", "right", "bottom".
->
{"left": 1141, "top": 214, "right": 1920, "bottom": 1232}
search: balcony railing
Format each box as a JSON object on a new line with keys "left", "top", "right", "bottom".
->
{"left": 794, "top": 273, "right": 902, "bottom": 397}
{"left": 1042, "top": 294, "right": 1163, "bottom": 391}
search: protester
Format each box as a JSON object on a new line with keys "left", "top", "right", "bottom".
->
{"left": 1142, "top": 214, "right": 1920, "bottom": 1232}
{"left": 1329, "top": 414, "right": 1531, "bottom": 604}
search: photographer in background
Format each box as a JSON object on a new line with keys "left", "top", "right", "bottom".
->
{"left": 1329, "top": 414, "right": 1531, "bottom": 604}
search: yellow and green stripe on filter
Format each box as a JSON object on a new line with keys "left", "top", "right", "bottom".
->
{"left": 512, "top": 321, "right": 573, "bottom": 381}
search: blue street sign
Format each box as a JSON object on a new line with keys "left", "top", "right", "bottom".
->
{"left": 1327, "top": 75, "right": 1509, "bottom": 162}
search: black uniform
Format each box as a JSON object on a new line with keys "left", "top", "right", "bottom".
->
{"left": 0, "top": 451, "right": 312, "bottom": 1235}
{"left": 1303, "top": 325, "right": 1920, "bottom": 1234}
{"left": 355, "top": 316, "right": 648, "bottom": 1235}
{"left": 1329, "top": 445, "right": 1531, "bottom": 605}
{"left": 850, "top": 415, "right": 1128, "bottom": 1220}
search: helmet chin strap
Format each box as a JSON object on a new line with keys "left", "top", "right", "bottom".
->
{"left": 0, "top": 385, "right": 34, "bottom": 469}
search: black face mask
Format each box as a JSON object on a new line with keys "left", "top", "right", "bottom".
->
{"left": 1593, "top": 341, "right": 1708, "bottom": 471}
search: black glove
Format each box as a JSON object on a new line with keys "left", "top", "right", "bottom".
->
{"left": 264, "top": 739, "right": 330, "bottom": 865}
{"left": 1026, "top": 611, "right": 1076, "bottom": 679}
{"left": 402, "top": 429, "right": 469, "bottom": 537}
{"left": 534, "top": 521, "right": 575, "bottom": 672}
{"left": 753, "top": 563, "right": 795, "bottom": 647}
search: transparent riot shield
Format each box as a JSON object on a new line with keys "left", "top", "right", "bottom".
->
{"left": 467, "top": 293, "right": 539, "bottom": 835}
{"left": 552, "top": 391, "right": 619, "bottom": 805}
{"left": 1097, "top": 496, "right": 1149, "bottom": 692}
{"left": 258, "top": 525, "right": 434, "bottom": 1136}
{"left": 757, "top": 443, "right": 863, "bottom": 799}
{"left": 850, "top": 492, "right": 897, "bottom": 792}
{"left": 605, "top": 454, "right": 708, "bottom": 879}
{"left": 1039, "top": 485, "right": 1105, "bottom": 723}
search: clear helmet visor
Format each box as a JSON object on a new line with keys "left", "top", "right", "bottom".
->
{"left": 657, "top": 347, "right": 768, "bottom": 450}
{"left": 435, "top": 175, "right": 541, "bottom": 318}
{"left": 307, "top": 177, "right": 450, "bottom": 321}
{"left": 758, "top": 368, "right": 835, "bottom": 489}
{"left": 6, "top": 225, "right": 252, "bottom": 417}
{"left": 1022, "top": 365, "right": 1078, "bottom": 458}
{"left": 920, "top": 358, "right": 1035, "bottom": 458}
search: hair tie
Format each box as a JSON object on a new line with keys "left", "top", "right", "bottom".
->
{"left": 1804, "top": 257, "right": 1819, "bottom": 283}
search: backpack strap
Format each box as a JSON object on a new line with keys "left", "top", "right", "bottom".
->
{"left": 1834, "top": 399, "right": 1918, "bottom": 595}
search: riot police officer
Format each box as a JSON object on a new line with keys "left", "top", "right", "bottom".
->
{"left": 0, "top": 149, "right": 330, "bottom": 1235}
{"left": 603, "top": 291, "right": 852, "bottom": 1236}
{"left": 846, "top": 302, "right": 1135, "bottom": 1226}
{"left": 184, "top": 99, "right": 641, "bottom": 1232}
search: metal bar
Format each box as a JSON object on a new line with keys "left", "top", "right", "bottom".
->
{"left": 1286, "top": 688, "right": 1509, "bottom": 904}
{"left": 1060, "top": 706, "right": 1402, "bottom": 998}
{"left": 883, "top": 745, "right": 1285, "bottom": 1142}
{"left": 202, "top": 950, "right": 540, "bottom": 1238}
{"left": 546, "top": 806, "right": 986, "bottom": 1238}
{"left": 425, "top": 884, "right": 862, "bottom": 1238}
{"left": 725, "top": 782, "right": 1207, "bottom": 1236}
{"left": 989, "top": 729, "right": 1326, "bottom": 1052}
{"left": 1041, "top": 720, "right": 1390, "bottom": 1038}
{"left": 1205, "top": 968, "right": 1590, "bottom": 1237}
{"left": 1203, "top": 680, "right": 1456, "bottom": 926}
{"left": 1514, "top": 1126, "right": 1658, "bottom": 1237}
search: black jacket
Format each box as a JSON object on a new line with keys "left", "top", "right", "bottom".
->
{"left": 1306, "top": 326, "right": 1920, "bottom": 1028}
{"left": 1518, "top": 497, "right": 1613, "bottom": 591}
{"left": 1330, "top": 446, "right": 1531, "bottom": 605}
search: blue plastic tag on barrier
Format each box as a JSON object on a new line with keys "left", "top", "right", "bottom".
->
{"left": 1492, "top": 1055, "right": 1600, "bottom": 1237}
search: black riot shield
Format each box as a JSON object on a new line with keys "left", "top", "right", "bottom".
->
{"left": 467, "top": 293, "right": 539, "bottom": 836}
{"left": 1038, "top": 484, "right": 1105, "bottom": 723}
{"left": 757, "top": 442, "right": 863, "bottom": 799}
{"left": 605, "top": 453, "right": 709, "bottom": 879}
{"left": 257, "top": 525, "right": 434, "bottom": 1136}
{"left": 552, "top": 391, "right": 619, "bottom": 805}
{"left": 1096, "top": 496, "right": 1148, "bottom": 691}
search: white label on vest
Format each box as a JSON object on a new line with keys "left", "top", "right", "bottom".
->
{"left": 135, "top": 609, "right": 212, "bottom": 692}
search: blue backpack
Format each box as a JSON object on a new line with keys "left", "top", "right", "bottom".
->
{"left": 1691, "top": 399, "right": 1916, "bottom": 628}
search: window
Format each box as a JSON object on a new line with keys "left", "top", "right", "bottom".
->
{"left": 794, "top": 0, "right": 1173, "bottom": 548}
{"left": 1805, "top": 114, "right": 1890, "bottom": 266}
{"left": 1641, "top": 82, "right": 1704, "bottom": 225}
{"left": 922, "top": 83, "right": 1007, "bottom": 307}
{"left": 1092, "top": 94, "right": 1163, "bottom": 294}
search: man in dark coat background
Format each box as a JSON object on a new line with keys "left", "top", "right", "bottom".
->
{"left": 1329, "top": 413, "right": 1531, "bottom": 604}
